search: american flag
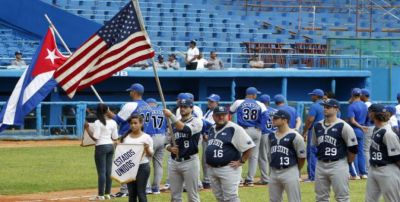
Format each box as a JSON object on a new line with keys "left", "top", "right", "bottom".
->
{"left": 54, "top": 1, "right": 154, "bottom": 98}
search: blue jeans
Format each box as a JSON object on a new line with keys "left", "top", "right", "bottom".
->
{"left": 307, "top": 130, "right": 317, "bottom": 181}
{"left": 127, "top": 163, "right": 150, "bottom": 202}
{"left": 94, "top": 144, "right": 114, "bottom": 196}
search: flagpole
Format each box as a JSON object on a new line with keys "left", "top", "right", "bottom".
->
{"left": 44, "top": 14, "right": 104, "bottom": 103}
{"left": 132, "top": 0, "right": 177, "bottom": 146}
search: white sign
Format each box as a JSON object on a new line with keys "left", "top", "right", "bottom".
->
{"left": 111, "top": 144, "right": 144, "bottom": 184}
{"left": 81, "top": 123, "right": 96, "bottom": 147}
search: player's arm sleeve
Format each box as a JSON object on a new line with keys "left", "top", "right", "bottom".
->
{"left": 342, "top": 123, "right": 358, "bottom": 154}
{"left": 115, "top": 103, "right": 138, "bottom": 123}
{"left": 293, "top": 133, "right": 307, "bottom": 158}
{"left": 390, "top": 117, "right": 398, "bottom": 128}
{"left": 229, "top": 100, "right": 239, "bottom": 113}
{"left": 111, "top": 121, "right": 119, "bottom": 140}
{"left": 232, "top": 126, "right": 256, "bottom": 152}
{"left": 182, "top": 118, "right": 203, "bottom": 136}
{"left": 383, "top": 131, "right": 400, "bottom": 159}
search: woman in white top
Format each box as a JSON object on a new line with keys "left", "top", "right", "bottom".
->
{"left": 185, "top": 40, "right": 199, "bottom": 70}
{"left": 120, "top": 114, "right": 154, "bottom": 202}
{"left": 85, "top": 104, "right": 118, "bottom": 201}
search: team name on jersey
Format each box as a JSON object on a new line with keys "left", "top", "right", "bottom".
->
{"left": 175, "top": 132, "right": 189, "bottom": 139}
{"left": 370, "top": 140, "right": 380, "bottom": 151}
{"left": 317, "top": 135, "right": 337, "bottom": 146}
{"left": 208, "top": 139, "right": 224, "bottom": 149}
{"left": 151, "top": 110, "right": 164, "bottom": 115}
{"left": 271, "top": 145, "right": 289, "bottom": 155}
{"left": 241, "top": 103, "right": 261, "bottom": 109}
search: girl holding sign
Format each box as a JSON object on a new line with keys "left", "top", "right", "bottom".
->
{"left": 121, "top": 114, "right": 154, "bottom": 202}
{"left": 85, "top": 104, "right": 119, "bottom": 201}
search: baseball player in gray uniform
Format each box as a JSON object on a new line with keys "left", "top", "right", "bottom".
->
{"left": 205, "top": 106, "right": 255, "bottom": 202}
{"left": 163, "top": 99, "right": 203, "bottom": 202}
{"left": 267, "top": 110, "right": 306, "bottom": 202}
{"left": 312, "top": 99, "right": 358, "bottom": 202}
{"left": 365, "top": 104, "right": 400, "bottom": 202}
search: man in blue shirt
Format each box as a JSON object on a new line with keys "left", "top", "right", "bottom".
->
{"left": 145, "top": 98, "right": 168, "bottom": 194}
{"left": 257, "top": 94, "right": 276, "bottom": 185}
{"left": 347, "top": 88, "right": 368, "bottom": 179}
{"left": 230, "top": 87, "right": 266, "bottom": 186}
{"left": 273, "top": 94, "right": 302, "bottom": 131}
{"left": 302, "top": 89, "right": 324, "bottom": 182}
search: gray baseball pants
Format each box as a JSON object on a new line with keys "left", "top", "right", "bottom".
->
{"left": 170, "top": 154, "right": 200, "bottom": 202}
{"left": 201, "top": 139, "right": 210, "bottom": 184}
{"left": 269, "top": 166, "right": 301, "bottom": 202}
{"left": 244, "top": 127, "right": 261, "bottom": 182}
{"left": 365, "top": 164, "right": 400, "bottom": 202}
{"left": 147, "top": 134, "right": 166, "bottom": 190}
{"left": 315, "top": 158, "right": 350, "bottom": 202}
{"left": 209, "top": 165, "right": 242, "bottom": 202}
{"left": 258, "top": 134, "right": 270, "bottom": 183}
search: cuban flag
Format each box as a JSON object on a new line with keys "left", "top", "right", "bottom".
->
{"left": 0, "top": 28, "right": 67, "bottom": 132}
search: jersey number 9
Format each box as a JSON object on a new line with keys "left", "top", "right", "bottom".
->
{"left": 242, "top": 108, "right": 258, "bottom": 120}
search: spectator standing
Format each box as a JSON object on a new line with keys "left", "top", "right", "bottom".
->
{"left": 85, "top": 104, "right": 118, "bottom": 201}
{"left": 206, "top": 51, "right": 224, "bottom": 70}
{"left": 185, "top": 40, "right": 199, "bottom": 70}
{"left": 11, "top": 51, "right": 26, "bottom": 66}
{"left": 166, "top": 54, "right": 180, "bottom": 70}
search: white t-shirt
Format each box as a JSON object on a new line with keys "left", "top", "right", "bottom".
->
{"left": 123, "top": 133, "right": 154, "bottom": 164}
{"left": 187, "top": 47, "right": 199, "bottom": 63}
{"left": 389, "top": 115, "right": 398, "bottom": 128}
{"left": 93, "top": 119, "right": 119, "bottom": 146}
{"left": 197, "top": 58, "right": 208, "bottom": 69}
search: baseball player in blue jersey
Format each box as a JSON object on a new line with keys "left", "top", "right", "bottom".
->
{"left": 201, "top": 93, "right": 220, "bottom": 189}
{"left": 273, "top": 94, "right": 302, "bottom": 131}
{"left": 229, "top": 87, "right": 266, "bottom": 186}
{"left": 347, "top": 88, "right": 368, "bottom": 179}
{"left": 312, "top": 99, "right": 358, "bottom": 202}
{"left": 302, "top": 89, "right": 325, "bottom": 182}
{"left": 106, "top": 83, "right": 153, "bottom": 198}
{"left": 267, "top": 110, "right": 306, "bottom": 202}
{"left": 257, "top": 94, "right": 277, "bottom": 185}
{"left": 145, "top": 98, "right": 167, "bottom": 194}
{"left": 206, "top": 106, "right": 255, "bottom": 202}
{"left": 163, "top": 99, "right": 203, "bottom": 202}
{"left": 365, "top": 104, "right": 400, "bottom": 202}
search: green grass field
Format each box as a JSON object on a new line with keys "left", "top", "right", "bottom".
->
{"left": 0, "top": 145, "right": 374, "bottom": 201}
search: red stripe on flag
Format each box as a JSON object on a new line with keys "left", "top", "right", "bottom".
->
{"left": 77, "top": 52, "right": 154, "bottom": 90}
{"left": 54, "top": 36, "right": 102, "bottom": 78}
{"left": 57, "top": 45, "right": 108, "bottom": 86}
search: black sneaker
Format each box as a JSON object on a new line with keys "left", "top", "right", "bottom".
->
{"left": 202, "top": 182, "right": 211, "bottom": 189}
{"left": 112, "top": 192, "right": 128, "bottom": 198}
{"left": 244, "top": 180, "right": 254, "bottom": 187}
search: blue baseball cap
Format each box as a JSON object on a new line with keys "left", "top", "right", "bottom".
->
{"left": 126, "top": 83, "right": 144, "bottom": 93}
{"left": 246, "top": 87, "right": 261, "bottom": 95}
{"left": 259, "top": 94, "right": 271, "bottom": 103}
{"left": 206, "top": 94, "right": 220, "bottom": 102}
{"left": 351, "top": 88, "right": 362, "bottom": 96}
{"left": 371, "top": 104, "right": 387, "bottom": 113}
{"left": 308, "top": 89, "right": 324, "bottom": 97}
{"left": 185, "top": 93, "right": 194, "bottom": 100}
{"left": 320, "top": 99, "right": 340, "bottom": 108}
{"left": 179, "top": 99, "right": 193, "bottom": 107}
{"left": 385, "top": 105, "right": 396, "bottom": 114}
{"left": 145, "top": 98, "right": 157, "bottom": 104}
{"left": 177, "top": 93, "right": 188, "bottom": 100}
{"left": 273, "top": 94, "right": 286, "bottom": 103}
{"left": 361, "top": 88, "right": 370, "bottom": 97}
{"left": 213, "top": 106, "right": 228, "bottom": 114}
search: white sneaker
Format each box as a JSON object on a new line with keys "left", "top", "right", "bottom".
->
{"left": 89, "top": 196, "right": 105, "bottom": 201}
{"left": 361, "top": 175, "right": 368, "bottom": 179}
{"left": 104, "top": 195, "right": 111, "bottom": 200}
{"left": 349, "top": 176, "right": 361, "bottom": 180}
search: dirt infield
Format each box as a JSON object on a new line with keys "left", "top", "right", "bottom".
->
{"left": 0, "top": 140, "right": 81, "bottom": 148}
{"left": 0, "top": 188, "right": 119, "bottom": 202}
